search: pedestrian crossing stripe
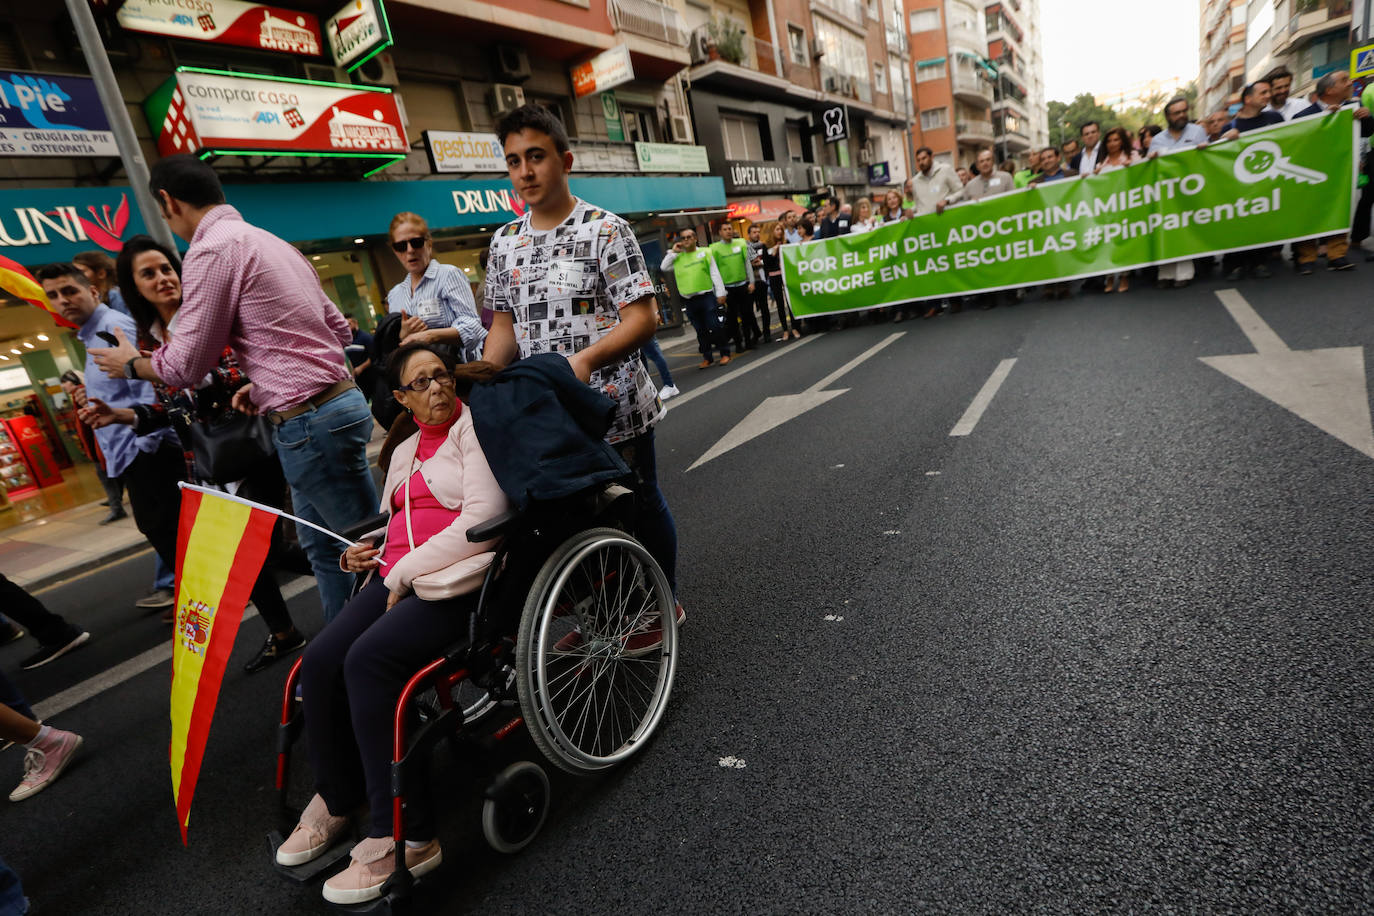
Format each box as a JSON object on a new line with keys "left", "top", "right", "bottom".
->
{"left": 1353, "top": 46, "right": 1374, "bottom": 78}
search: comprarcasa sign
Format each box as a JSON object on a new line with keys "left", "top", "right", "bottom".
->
{"left": 146, "top": 68, "right": 408, "bottom": 158}
{"left": 116, "top": 0, "right": 323, "bottom": 57}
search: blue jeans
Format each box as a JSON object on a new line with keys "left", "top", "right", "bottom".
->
{"left": 272, "top": 388, "right": 379, "bottom": 623}
{"left": 641, "top": 338, "right": 673, "bottom": 388}
{"left": 153, "top": 554, "right": 173, "bottom": 591}
{"left": 0, "top": 854, "right": 26, "bottom": 916}
{"left": 682, "top": 292, "right": 731, "bottom": 362}
{"left": 0, "top": 667, "right": 34, "bottom": 722}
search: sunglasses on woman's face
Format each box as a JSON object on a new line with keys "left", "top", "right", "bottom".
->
{"left": 392, "top": 236, "right": 428, "bottom": 253}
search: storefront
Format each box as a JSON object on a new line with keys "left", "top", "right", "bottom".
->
{"left": 0, "top": 171, "right": 724, "bottom": 517}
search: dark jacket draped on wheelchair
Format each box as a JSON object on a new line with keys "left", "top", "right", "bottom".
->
{"left": 467, "top": 353, "right": 630, "bottom": 511}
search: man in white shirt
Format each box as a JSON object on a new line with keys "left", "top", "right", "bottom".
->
{"left": 908, "top": 146, "right": 965, "bottom": 318}
{"left": 1075, "top": 121, "right": 1103, "bottom": 178}
{"left": 1263, "top": 66, "right": 1309, "bottom": 121}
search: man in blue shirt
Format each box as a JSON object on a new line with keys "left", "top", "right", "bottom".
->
{"left": 1149, "top": 98, "right": 1212, "bottom": 288}
{"left": 38, "top": 264, "right": 185, "bottom": 620}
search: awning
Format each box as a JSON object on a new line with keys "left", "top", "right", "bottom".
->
{"left": 737, "top": 198, "right": 805, "bottom": 222}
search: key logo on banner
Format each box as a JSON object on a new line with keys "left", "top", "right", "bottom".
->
{"left": 1234, "top": 140, "right": 1327, "bottom": 185}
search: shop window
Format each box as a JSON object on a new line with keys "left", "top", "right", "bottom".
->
{"left": 909, "top": 8, "right": 940, "bottom": 32}
{"left": 920, "top": 107, "right": 949, "bottom": 130}
{"left": 721, "top": 113, "right": 764, "bottom": 160}
{"left": 788, "top": 25, "right": 808, "bottom": 66}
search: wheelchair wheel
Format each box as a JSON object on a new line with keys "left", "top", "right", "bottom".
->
{"left": 515, "top": 527, "right": 677, "bottom": 774}
{"left": 481, "top": 761, "right": 550, "bottom": 854}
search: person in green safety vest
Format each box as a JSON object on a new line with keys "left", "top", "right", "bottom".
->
{"left": 1013, "top": 149, "right": 1041, "bottom": 189}
{"left": 707, "top": 222, "right": 759, "bottom": 351}
{"left": 659, "top": 228, "right": 732, "bottom": 368}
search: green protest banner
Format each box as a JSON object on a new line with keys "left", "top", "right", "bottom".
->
{"left": 782, "top": 111, "right": 1359, "bottom": 315}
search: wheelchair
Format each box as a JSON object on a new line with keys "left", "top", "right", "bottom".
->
{"left": 268, "top": 483, "right": 678, "bottom": 912}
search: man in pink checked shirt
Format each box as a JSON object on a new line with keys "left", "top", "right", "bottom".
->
{"left": 91, "top": 155, "right": 378, "bottom": 624}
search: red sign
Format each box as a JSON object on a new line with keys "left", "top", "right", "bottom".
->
{"left": 4, "top": 417, "right": 61, "bottom": 489}
{"left": 151, "top": 70, "right": 407, "bottom": 159}
{"left": 726, "top": 200, "right": 762, "bottom": 219}
{"left": 116, "top": 0, "right": 324, "bottom": 58}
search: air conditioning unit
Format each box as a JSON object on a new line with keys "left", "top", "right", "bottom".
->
{"left": 838, "top": 75, "right": 853, "bottom": 96}
{"left": 668, "top": 114, "right": 693, "bottom": 144}
{"left": 495, "top": 44, "right": 531, "bottom": 82}
{"left": 304, "top": 63, "right": 349, "bottom": 84}
{"left": 810, "top": 38, "right": 826, "bottom": 59}
{"left": 488, "top": 83, "right": 526, "bottom": 119}
{"left": 807, "top": 165, "right": 825, "bottom": 186}
{"left": 690, "top": 26, "right": 711, "bottom": 64}
{"left": 355, "top": 52, "right": 399, "bottom": 87}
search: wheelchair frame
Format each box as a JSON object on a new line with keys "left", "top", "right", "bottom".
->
{"left": 270, "top": 485, "right": 678, "bottom": 912}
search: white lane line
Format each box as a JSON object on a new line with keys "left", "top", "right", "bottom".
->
{"left": 1214, "top": 288, "right": 1289, "bottom": 355}
{"left": 665, "top": 334, "right": 823, "bottom": 411}
{"left": 949, "top": 358, "right": 1018, "bottom": 437}
{"left": 33, "top": 576, "right": 315, "bottom": 721}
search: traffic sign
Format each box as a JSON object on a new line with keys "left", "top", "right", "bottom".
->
{"left": 1353, "top": 43, "right": 1374, "bottom": 79}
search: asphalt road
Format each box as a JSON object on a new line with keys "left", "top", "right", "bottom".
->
{"left": 3, "top": 265, "right": 1372, "bottom": 914}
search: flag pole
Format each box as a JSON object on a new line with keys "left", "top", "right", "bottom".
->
{"left": 177, "top": 482, "right": 386, "bottom": 564}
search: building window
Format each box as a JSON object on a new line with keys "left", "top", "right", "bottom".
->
{"left": 788, "top": 24, "right": 808, "bottom": 66}
{"left": 867, "top": 0, "right": 879, "bottom": 19}
{"left": 909, "top": 8, "right": 940, "bottom": 32}
{"left": 873, "top": 61, "right": 886, "bottom": 93}
{"left": 920, "top": 107, "right": 949, "bottom": 130}
{"left": 786, "top": 121, "right": 808, "bottom": 162}
{"left": 721, "top": 113, "right": 765, "bottom": 160}
{"left": 622, "top": 105, "right": 658, "bottom": 143}
{"left": 915, "top": 60, "right": 944, "bottom": 82}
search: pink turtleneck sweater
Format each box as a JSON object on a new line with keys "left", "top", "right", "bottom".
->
{"left": 381, "top": 407, "right": 462, "bottom": 570}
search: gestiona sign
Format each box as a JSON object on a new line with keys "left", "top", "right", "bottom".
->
{"left": 144, "top": 68, "right": 408, "bottom": 164}
{"left": 116, "top": 0, "right": 324, "bottom": 57}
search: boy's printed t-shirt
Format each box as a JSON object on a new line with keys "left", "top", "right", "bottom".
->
{"left": 485, "top": 198, "right": 664, "bottom": 444}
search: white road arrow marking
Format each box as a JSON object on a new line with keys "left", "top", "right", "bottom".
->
{"left": 1200, "top": 289, "right": 1374, "bottom": 459}
{"left": 688, "top": 333, "right": 906, "bottom": 470}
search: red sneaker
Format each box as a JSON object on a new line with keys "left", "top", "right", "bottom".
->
{"left": 622, "top": 603, "right": 685, "bottom": 657}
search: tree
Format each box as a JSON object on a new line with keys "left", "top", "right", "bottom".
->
{"left": 1047, "top": 93, "right": 1120, "bottom": 147}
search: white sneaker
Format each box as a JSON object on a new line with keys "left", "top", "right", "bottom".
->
{"left": 659, "top": 385, "right": 680, "bottom": 401}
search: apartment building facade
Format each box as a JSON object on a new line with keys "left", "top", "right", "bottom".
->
{"left": 680, "top": 0, "right": 914, "bottom": 210}
{"left": 903, "top": 0, "right": 1047, "bottom": 171}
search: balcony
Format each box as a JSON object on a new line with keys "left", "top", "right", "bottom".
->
{"left": 885, "top": 24, "right": 908, "bottom": 56}
{"left": 820, "top": 63, "right": 873, "bottom": 104}
{"left": 609, "top": 0, "right": 689, "bottom": 47}
{"left": 1273, "top": 0, "right": 1352, "bottom": 55}
{"left": 948, "top": 23, "right": 985, "bottom": 54}
{"left": 813, "top": 0, "right": 866, "bottom": 27}
{"left": 951, "top": 68, "right": 993, "bottom": 106}
{"left": 955, "top": 118, "right": 994, "bottom": 142}
{"left": 993, "top": 94, "right": 1027, "bottom": 118}
{"left": 999, "top": 127, "right": 1030, "bottom": 152}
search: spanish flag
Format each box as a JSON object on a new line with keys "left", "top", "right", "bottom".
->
{"left": 169, "top": 484, "right": 278, "bottom": 844}
{"left": 0, "top": 254, "right": 77, "bottom": 330}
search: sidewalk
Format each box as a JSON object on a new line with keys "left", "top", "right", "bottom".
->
{"left": 0, "top": 428, "right": 389, "bottom": 593}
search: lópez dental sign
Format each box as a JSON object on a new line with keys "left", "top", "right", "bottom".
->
{"left": 146, "top": 69, "right": 407, "bottom": 159}
{"left": 0, "top": 70, "right": 118, "bottom": 158}
{"left": 117, "top": 0, "right": 323, "bottom": 57}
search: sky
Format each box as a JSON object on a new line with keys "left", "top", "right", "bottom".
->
{"left": 1038, "top": 0, "right": 1201, "bottom": 103}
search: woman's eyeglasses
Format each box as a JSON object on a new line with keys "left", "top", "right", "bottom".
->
{"left": 392, "top": 237, "right": 428, "bottom": 253}
{"left": 395, "top": 370, "right": 454, "bottom": 392}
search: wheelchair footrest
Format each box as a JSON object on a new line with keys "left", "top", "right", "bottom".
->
{"left": 267, "top": 830, "right": 356, "bottom": 885}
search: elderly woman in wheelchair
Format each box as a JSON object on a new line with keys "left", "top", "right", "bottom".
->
{"left": 275, "top": 343, "right": 506, "bottom": 905}
{"left": 273, "top": 347, "right": 680, "bottom": 909}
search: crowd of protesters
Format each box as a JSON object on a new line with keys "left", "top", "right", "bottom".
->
{"left": 666, "top": 66, "right": 1371, "bottom": 361}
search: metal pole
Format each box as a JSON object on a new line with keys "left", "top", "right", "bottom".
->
{"left": 64, "top": 0, "right": 177, "bottom": 251}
